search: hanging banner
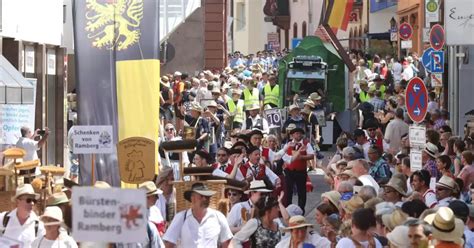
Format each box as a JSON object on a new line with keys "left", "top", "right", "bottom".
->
{"left": 73, "top": 0, "right": 160, "bottom": 186}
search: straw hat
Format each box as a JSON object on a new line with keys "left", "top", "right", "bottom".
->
{"left": 207, "top": 100, "right": 218, "bottom": 108}
{"left": 382, "top": 209, "right": 408, "bottom": 231}
{"left": 161, "top": 76, "right": 170, "bottom": 88}
{"left": 184, "top": 183, "right": 216, "bottom": 202}
{"left": 375, "top": 202, "right": 396, "bottom": 216}
{"left": 436, "top": 175, "right": 458, "bottom": 191}
{"left": 190, "top": 102, "right": 203, "bottom": 113}
{"left": 174, "top": 71, "right": 182, "bottom": 77}
{"left": 286, "top": 123, "right": 297, "bottom": 132}
{"left": 12, "top": 184, "right": 39, "bottom": 202}
{"left": 94, "top": 181, "right": 111, "bottom": 189}
{"left": 282, "top": 215, "right": 313, "bottom": 231}
{"left": 288, "top": 104, "right": 300, "bottom": 112}
{"left": 41, "top": 206, "right": 63, "bottom": 223}
{"left": 244, "top": 180, "right": 273, "bottom": 194}
{"left": 211, "top": 87, "right": 221, "bottom": 94}
{"left": 231, "top": 89, "right": 242, "bottom": 96}
{"left": 382, "top": 176, "right": 408, "bottom": 196}
{"left": 387, "top": 225, "right": 410, "bottom": 247}
{"left": 424, "top": 207, "right": 464, "bottom": 245}
{"left": 341, "top": 196, "right": 364, "bottom": 214}
{"left": 46, "top": 192, "right": 70, "bottom": 206}
{"left": 303, "top": 99, "right": 315, "bottom": 108}
{"left": 224, "top": 67, "right": 233, "bottom": 74}
{"left": 424, "top": 142, "right": 439, "bottom": 158}
{"left": 321, "top": 191, "right": 341, "bottom": 210}
{"left": 139, "top": 181, "right": 163, "bottom": 196}
{"left": 156, "top": 166, "right": 174, "bottom": 186}
{"left": 246, "top": 103, "right": 260, "bottom": 111}
{"left": 309, "top": 92, "right": 322, "bottom": 101}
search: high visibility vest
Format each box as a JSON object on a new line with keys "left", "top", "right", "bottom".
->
{"left": 263, "top": 84, "right": 279, "bottom": 107}
{"left": 359, "top": 91, "right": 370, "bottom": 102}
{"left": 227, "top": 99, "right": 244, "bottom": 123}
{"left": 243, "top": 88, "right": 260, "bottom": 110}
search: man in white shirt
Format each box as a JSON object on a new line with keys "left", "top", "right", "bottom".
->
{"left": 139, "top": 181, "right": 166, "bottom": 239}
{"left": 384, "top": 108, "right": 409, "bottom": 154}
{"left": 353, "top": 129, "right": 370, "bottom": 160}
{"left": 227, "top": 180, "right": 272, "bottom": 233}
{"left": 391, "top": 59, "right": 402, "bottom": 83}
{"left": 436, "top": 175, "right": 457, "bottom": 207}
{"left": 0, "top": 184, "right": 45, "bottom": 248}
{"left": 163, "top": 183, "right": 232, "bottom": 248}
{"left": 241, "top": 104, "right": 269, "bottom": 134}
{"left": 16, "top": 126, "right": 49, "bottom": 162}
{"left": 410, "top": 170, "right": 437, "bottom": 208}
{"left": 349, "top": 159, "right": 380, "bottom": 194}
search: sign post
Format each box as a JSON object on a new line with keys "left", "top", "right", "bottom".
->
{"left": 72, "top": 125, "right": 114, "bottom": 185}
{"left": 405, "top": 77, "right": 429, "bottom": 123}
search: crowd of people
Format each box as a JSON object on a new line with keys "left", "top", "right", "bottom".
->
{"left": 2, "top": 48, "right": 474, "bottom": 248}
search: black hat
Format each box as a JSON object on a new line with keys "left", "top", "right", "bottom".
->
{"left": 247, "top": 129, "right": 264, "bottom": 138}
{"left": 359, "top": 102, "right": 374, "bottom": 113}
{"left": 231, "top": 141, "right": 248, "bottom": 151}
{"left": 247, "top": 146, "right": 260, "bottom": 155}
{"left": 448, "top": 200, "right": 469, "bottom": 220}
{"left": 229, "top": 148, "right": 243, "bottom": 155}
{"left": 289, "top": 127, "right": 305, "bottom": 135}
{"left": 194, "top": 150, "right": 212, "bottom": 163}
{"left": 354, "top": 129, "right": 365, "bottom": 137}
{"left": 184, "top": 183, "right": 216, "bottom": 202}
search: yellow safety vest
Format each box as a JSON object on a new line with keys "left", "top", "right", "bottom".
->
{"left": 263, "top": 83, "right": 279, "bottom": 107}
{"left": 227, "top": 99, "right": 244, "bottom": 123}
{"left": 359, "top": 91, "right": 370, "bottom": 102}
{"left": 243, "top": 88, "right": 260, "bottom": 110}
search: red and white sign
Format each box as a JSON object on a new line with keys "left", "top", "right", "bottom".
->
{"left": 429, "top": 24, "right": 445, "bottom": 51}
{"left": 405, "top": 77, "right": 429, "bottom": 123}
{"left": 399, "top": 23, "right": 413, "bottom": 40}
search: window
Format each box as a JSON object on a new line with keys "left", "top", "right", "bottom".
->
{"left": 302, "top": 21, "right": 307, "bottom": 37}
{"left": 236, "top": 3, "right": 246, "bottom": 31}
{"left": 293, "top": 22, "right": 298, "bottom": 38}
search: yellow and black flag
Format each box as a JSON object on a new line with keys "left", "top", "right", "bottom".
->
{"left": 73, "top": 0, "right": 160, "bottom": 186}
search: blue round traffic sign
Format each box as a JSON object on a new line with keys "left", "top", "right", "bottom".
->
{"left": 399, "top": 23, "right": 413, "bottom": 40}
{"left": 405, "top": 77, "right": 428, "bottom": 123}
{"left": 422, "top": 48, "right": 435, "bottom": 73}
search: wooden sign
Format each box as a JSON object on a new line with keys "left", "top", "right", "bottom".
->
{"left": 117, "top": 137, "right": 155, "bottom": 184}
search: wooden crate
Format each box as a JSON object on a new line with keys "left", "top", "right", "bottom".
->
{"left": 173, "top": 180, "right": 226, "bottom": 213}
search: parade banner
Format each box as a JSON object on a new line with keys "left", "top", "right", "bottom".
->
{"left": 72, "top": 187, "right": 147, "bottom": 243}
{"left": 73, "top": 0, "right": 160, "bottom": 186}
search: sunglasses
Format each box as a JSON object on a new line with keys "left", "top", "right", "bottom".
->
{"left": 165, "top": 128, "right": 174, "bottom": 131}
{"left": 367, "top": 128, "right": 376, "bottom": 132}
{"left": 21, "top": 198, "right": 37, "bottom": 204}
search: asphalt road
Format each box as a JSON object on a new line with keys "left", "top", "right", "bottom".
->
{"left": 287, "top": 151, "right": 333, "bottom": 229}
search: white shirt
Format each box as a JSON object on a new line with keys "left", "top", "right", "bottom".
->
{"left": 241, "top": 115, "right": 270, "bottom": 134}
{"left": 115, "top": 222, "right": 164, "bottom": 248}
{"left": 336, "top": 237, "right": 382, "bottom": 248}
{"left": 402, "top": 66, "right": 414, "bottom": 81}
{"left": 392, "top": 62, "right": 402, "bottom": 82}
{"left": 154, "top": 189, "right": 176, "bottom": 222}
{"left": 281, "top": 140, "right": 315, "bottom": 164}
{"left": 227, "top": 200, "right": 253, "bottom": 229}
{"left": 355, "top": 142, "right": 370, "bottom": 160}
{"left": 0, "top": 209, "right": 46, "bottom": 248}
{"left": 422, "top": 189, "right": 438, "bottom": 208}
{"left": 358, "top": 175, "right": 380, "bottom": 193}
{"left": 465, "top": 226, "right": 474, "bottom": 248}
{"left": 16, "top": 137, "right": 39, "bottom": 162}
{"left": 276, "top": 231, "right": 331, "bottom": 248}
{"left": 149, "top": 205, "right": 165, "bottom": 226}
{"left": 437, "top": 196, "right": 454, "bottom": 207}
{"left": 31, "top": 233, "right": 78, "bottom": 248}
{"left": 427, "top": 101, "right": 439, "bottom": 114}
{"left": 246, "top": 162, "right": 279, "bottom": 187}
{"left": 163, "top": 208, "right": 232, "bottom": 248}
{"left": 384, "top": 118, "right": 409, "bottom": 154}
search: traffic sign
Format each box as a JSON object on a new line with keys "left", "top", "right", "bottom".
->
{"left": 292, "top": 38, "right": 303, "bottom": 49}
{"left": 399, "top": 23, "right": 413, "bottom": 40}
{"left": 422, "top": 47, "right": 435, "bottom": 72}
{"left": 405, "top": 77, "right": 428, "bottom": 123}
{"left": 430, "top": 51, "right": 444, "bottom": 73}
{"left": 430, "top": 24, "right": 445, "bottom": 50}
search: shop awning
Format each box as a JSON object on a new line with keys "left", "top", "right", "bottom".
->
{"left": 0, "top": 55, "right": 34, "bottom": 104}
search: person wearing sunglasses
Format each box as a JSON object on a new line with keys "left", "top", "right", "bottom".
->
{"left": 158, "top": 123, "right": 189, "bottom": 180}
{"left": 0, "top": 184, "right": 45, "bottom": 247}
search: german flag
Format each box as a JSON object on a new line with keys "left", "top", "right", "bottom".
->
{"left": 324, "top": 0, "right": 354, "bottom": 34}
{"left": 73, "top": 0, "right": 160, "bottom": 187}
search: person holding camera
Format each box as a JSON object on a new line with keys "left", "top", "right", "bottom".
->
{"left": 16, "top": 126, "right": 49, "bottom": 164}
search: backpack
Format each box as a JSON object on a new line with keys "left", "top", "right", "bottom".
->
{"left": 2, "top": 211, "right": 39, "bottom": 236}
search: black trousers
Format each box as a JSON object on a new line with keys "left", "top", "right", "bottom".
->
{"left": 284, "top": 169, "right": 307, "bottom": 214}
